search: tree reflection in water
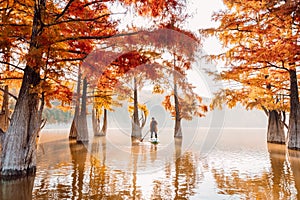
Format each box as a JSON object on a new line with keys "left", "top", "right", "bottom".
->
{"left": 69, "top": 140, "right": 88, "bottom": 200}
{"left": 0, "top": 175, "right": 35, "bottom": 200}
{"left": 3, "top": 130, "right": 300, "bottom": 199}
{"left": 289, "top": 148, "right": 300, "bottom": 200}
{"left": 88, "top": 136, "right": 108, "bottom": 198}
{"left": 150, "top": 138, "right": 199, "bottom": 199}
{"left": 130, "top": 138, "right": 142, "bottom": 200}
{"left": 211, "top": 143, "right": 299, "bottom": 199}
{"left": 268, "top": 143, "right": 296, "bottom": 199}
{"left": 88, "top": 136, "right": 133, "bottom": 199}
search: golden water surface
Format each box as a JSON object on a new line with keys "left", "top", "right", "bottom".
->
{"left": 0, "top": 128, "right": 299, "bottom": 200}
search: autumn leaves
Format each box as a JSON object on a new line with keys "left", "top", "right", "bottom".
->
{"left": 201, "top": 0, "right": 300, "bottom": 149}
{"left": 0, "top": 0, "right": 205, "bottom": 177}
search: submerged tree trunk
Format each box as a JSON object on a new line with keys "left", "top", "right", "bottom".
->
{"left": 70, "top": 69, "right": 82, "bottom": 139}
{"left": 267, "top": 110, "right": 285, "bottom": 144}
{"left": 100, "top": 109, "right": 107, "bottom": 136}
{"left": 92, "top": 108, "right": 107, "bottom": 136}
{"left": 92, "top": 107, "right": 101, "bottom": 136}
{"left": 288, "top": 69, "right": 300, "bottom": 150}
{"left": 132, "top": 77, "right": 142, "bottom": 139}
{"left": 0, "top": 0, "right": 45, "bottom": 177}
{"left": 1, "top": 67, "right": 41, "bottom": 177}
{"left": 77, "top": 77, "right": 89, "bottom": 142}
{"left": 174, "top": 82, "right": 182, "bottom": 138}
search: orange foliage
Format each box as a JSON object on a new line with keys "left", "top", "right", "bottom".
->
{"left": 200, "top": 0, "right": 299, "bottom": 112}
{"left": 0, "top": 0, "right": 186, "bottom": 113}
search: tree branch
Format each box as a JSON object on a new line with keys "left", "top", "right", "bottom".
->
{"left": 54, "top": 0, "right": 75, "bottom": 21}
{"left": 266, "top": 61, "right": 289, "bottom": 71}
{"left": 48, "top": 57, "right": 87, "bottom": 64}
{"left": 54, "top": 31, "right": 141, "bottom": 44}
{"left": 49, "top": 13, "right": 111, "bottom": 27}
{"left": 0, "top": 61, "right": 24, "bottom": 71}
{"left": 261, "top": 105, "right": 269, "bottom": 117}
{"left": 0, "top": 87, "right": 17, "bottom": 100}
{"left": 0, "top": 23, "right": 29, "bottom": 27}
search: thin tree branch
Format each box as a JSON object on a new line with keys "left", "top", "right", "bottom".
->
{"left": 50, "top": 48, "right": 88, "bottom": 55}
{"left": 0, "top": 23, "right": 29, "bottom": 27}
{"left": 54, "top": 31, "right": 141, "bottom": 44}
{"left": 49, "top": 13, "right": 111, "bottom": 27}
{"left": 261, "top": 105, "right": 269, "bottom": 117}
{"left": 54, "top": 0, "right": 75, "bottom": 21}
{"left": 0, "top": 61, "right": 24, "bottom": 71}
{"left": 0, "top": 87, "right": 17, "bottom": 100}
{"left": 48, "top": 57, "right": 86, "bottom": 64}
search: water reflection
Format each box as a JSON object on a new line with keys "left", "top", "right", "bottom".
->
{"left": 268, "top": 143, "right": 295, "bottom": 199}
{"left": 0, "top": 176, "right": 34, "bottom": 200}
{"left": 173, "top": 138, "right": 198, "bottom": 199}
{"left": 211, "top": 143, "right": 299, "bottom": 199}
{"left": 131, "top": 138, "right": 142, "bottom": 200}
{"left": 289, "top": 149, "right": 300, "bottom": 200}
{"left": 69, "top": 141, "right": 88, "bottom": 200}
{"left": 1, "top": 129, "right": 300, "bottom": 199}
{"left": 89, "top": 136, "right": 108, "bottom": 198}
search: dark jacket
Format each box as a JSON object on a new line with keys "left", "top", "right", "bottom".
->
{"left": 150, "top": 120, "right": 158, "bottom": 132}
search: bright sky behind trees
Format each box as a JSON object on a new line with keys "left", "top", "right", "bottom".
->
{"left": 187, "top": 0, "right": 225, "bottom": 55}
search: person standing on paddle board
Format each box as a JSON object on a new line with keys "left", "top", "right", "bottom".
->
{"left": 150, "top": 117, "right": 158, "bottom": 139}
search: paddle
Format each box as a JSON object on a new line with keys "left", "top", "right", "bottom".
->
{"left": 140, "top": 130, "right": 150, "bottom": 142}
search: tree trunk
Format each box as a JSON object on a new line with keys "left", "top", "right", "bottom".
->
{"left": 173, "top": 54, "right": 182, "bottom": 138}
{"left": 288, "top": 69, "right": 300, "bottom": 149}
{"left": 267, "top": 110, "right": 285, "bottom": 144}
{"left": 70, "top": 69, "right": 81, "bottom": 139}
{"left": 131, "top": 77, "right": 142, "bottom": 139}
{"left": 174, "top": 82, "right": 182, "bottom": 138}
{"left": 92, "top": 107, "right": 106, "bottom": 136}
{"left": 1, "top": 67, "right": 41, "bottom": 177}
{"left": 100, "top": 109, "right": 107, "bottom": 136}
{"left": 0, "top": 0, "right": 46, "bottom": 176}
{"left": 92, "top": 107, "right": 101, "bottom": 136}
{"left": 77, "top": 77, "right": 89, "bottom": 142}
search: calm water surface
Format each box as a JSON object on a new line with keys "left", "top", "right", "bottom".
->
{"left": 1, "top": 128, "right": 300, "bottom": 200}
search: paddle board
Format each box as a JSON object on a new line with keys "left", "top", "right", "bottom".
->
{"left": 149, "top": 138, "right": 159, "bottom": 144}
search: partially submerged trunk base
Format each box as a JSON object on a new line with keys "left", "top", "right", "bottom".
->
{"left": 267, "top": 110, "right": 285, "bottom": 144}
{"left": 0, "top": 167, "right": 36, "bottom": 180}
{"left": 174, "top": 119, "right": 182, "bottom": 138}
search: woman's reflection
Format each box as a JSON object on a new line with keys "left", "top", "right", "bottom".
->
{"left": 150, "top": 143, "right": 158, "bottom": 163}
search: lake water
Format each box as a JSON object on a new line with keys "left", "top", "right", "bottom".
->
{"left": 0, "top": 128, "right": 299, "bottom": 200}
